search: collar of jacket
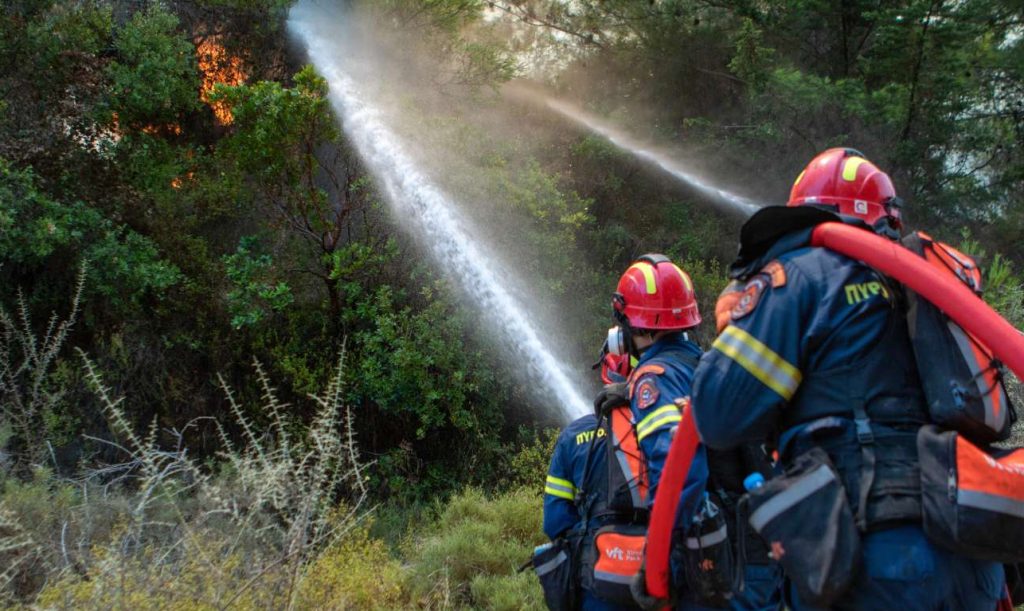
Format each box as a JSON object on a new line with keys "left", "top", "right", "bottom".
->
{"left": 728, "top": 205, "right": 876, "bottom": 279}
{"left": 638, "top": 332, "right": 702, "bottom": 365}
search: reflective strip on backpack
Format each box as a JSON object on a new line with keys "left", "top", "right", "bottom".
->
{"left": 685, "top": 523, "right": 728, "bottom": 549}
{"left": 594, "top": 570, "right": 635, "bottom": 584}
{"left": 535, "top": 551, "right": 568, "bottom": 576}
{"left": 958, "top": 489, "right": 1024, "bottom": 519}
{"left": 749, "top": 464, "right": 835, "bottom": 532}
{"left": 948, "top": 321, "right": 1007, "bottom": 433}
{"left": 610, "top": 407, "right": 648, "bottom": 509}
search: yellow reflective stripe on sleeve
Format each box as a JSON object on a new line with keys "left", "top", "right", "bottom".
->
{"left": 545, "top": 485, "right": 575, "bottom": 501}
{"left": 545, "top": 475, "right": 576, "bottom": 500}
{"left": 713, "top": 325, "right": 802, "bottom": 400}
{"left": 546, "top": 475, "right": 575, "bottom": 491}
{"left": 629, "top": 263, "right": 657, "bottom": 294}
{"left": 636, "top": 404, "right": 682, "bottom": 442}
{"left": 842, "top": 157, "right": 867, "bottom": 181}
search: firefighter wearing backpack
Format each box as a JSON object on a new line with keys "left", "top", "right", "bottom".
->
{"left": 608, "top": 256, "right": 783, "bottom": 610}
{"left": 595, "top": 255, "right": 722, "bottom": 608}
{"left": 689, "top": 148, "right": 1005, "bottom": 609}
{"left": 541, "top": 349, "right": 647, "bottom": 610}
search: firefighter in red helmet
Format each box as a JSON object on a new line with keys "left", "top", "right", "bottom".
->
{"left": 607, "top": 257, "right": 704, "bottom": 497}
{"left": 691, "top": 149, "right": 1005, "bottom": 609}
{"left": 595, "top": 254, "right": 720, "bottom": 607}
{"left": 788, "top": 147, "right": 903, "bottom": 238}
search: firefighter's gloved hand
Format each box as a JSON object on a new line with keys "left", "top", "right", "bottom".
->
{"left": 631, "top": 564, "right": 673, "bottom": 611}
{"left": 594, "top": 382, "right": 629, "bottom": 417}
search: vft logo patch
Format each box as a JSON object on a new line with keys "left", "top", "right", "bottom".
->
{"left": 606, "top": 547, "right": 624, "bottom": 561}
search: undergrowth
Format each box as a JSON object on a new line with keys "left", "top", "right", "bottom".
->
{"left": 1, "top": 346, "right": 372, "bottom": 608}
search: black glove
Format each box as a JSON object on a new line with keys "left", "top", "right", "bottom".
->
{"left": 631, "top": 564, "right": 674, "bottom": 611}
{"left": 593, "top": 382, "right": 629, "bottom": 417}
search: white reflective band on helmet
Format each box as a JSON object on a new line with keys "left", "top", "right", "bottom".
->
{"left": 958, "top": 489, "right": 1024, "bottom": 519}
{"left": 685, "top": 523, "right": 728, "bottom": 549}
{"left": 749, "top": 465, "right": 835, "bottom": 532}
{"left": 535, "top": 551, "right": 568, "bottom": 576}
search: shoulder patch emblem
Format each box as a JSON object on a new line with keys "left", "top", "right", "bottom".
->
{"left": 636, "top": 379, "right": 659, "bottom": 410}
{"left": 731, "top": 276, "right": 768, "bottom": 320}
{"left": 715, "top": 281, "right": 745, "bottom": 333}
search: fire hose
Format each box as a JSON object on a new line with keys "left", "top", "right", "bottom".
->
{"left": 645, "top": 222, "right": 1024, "bottom": 600}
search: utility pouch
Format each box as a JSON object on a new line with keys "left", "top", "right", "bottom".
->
{"left": 745, "top": 447, "right": 861, "bottom": 608}
{"left": 533, "top": 536, "right": 580, "bottom": 611}
{"left": 582, "top": 524, "right": 646, "bottom": 606}
{"left": 681, "top": 495, "right": 734, "bottom": 607}
{"left": 918, "top": 425, "right": 1024, "bottom": 562}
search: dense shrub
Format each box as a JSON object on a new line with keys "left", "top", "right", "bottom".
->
{"left": 405, "top": 487, "right": 546, "bottom": 608}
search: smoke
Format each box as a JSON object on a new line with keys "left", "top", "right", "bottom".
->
{"left": 288, "top": 1, "right": 592, "bottom": 422}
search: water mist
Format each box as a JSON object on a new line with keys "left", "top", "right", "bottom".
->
{"left": 288, "top": 3, "right": 591, "bottom": 422}
{"left": 534, "top": 94, "right": 765, "bottom": 218}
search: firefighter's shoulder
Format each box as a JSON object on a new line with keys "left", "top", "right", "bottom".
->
{"left": 560, "top": 413, "right": 601, "bottom": 446}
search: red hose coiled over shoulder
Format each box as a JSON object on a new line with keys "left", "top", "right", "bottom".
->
{"left": 811, "top": 223, "right": 1024, "bottom": 378}
{"left": 645, "top": 222, "right": 1024, "bottom": 600}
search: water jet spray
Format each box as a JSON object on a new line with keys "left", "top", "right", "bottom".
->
{"left": 289, "top": 2, "right": 591, "bottom": 422}
{"left": 509, "top": 86, "right": 765, "bottom": 218}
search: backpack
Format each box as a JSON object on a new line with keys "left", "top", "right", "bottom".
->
{"left": 577, "top": 406, "right": 649, "bottom": 606}
{"left": 918, "top": 425, "right": 1024, "bottom": 562}
{"left": 901, "top": 232, "right": 1016, "bottom": 444}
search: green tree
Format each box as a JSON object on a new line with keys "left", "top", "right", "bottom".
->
{"left": 214, "top": 66, "right": 382, "bottom": 318}
{"left": 107, "top": 6, "right": 200, "bottom": 127}
{"left": 223, "top": 236, "right": 294, "bottom": 329}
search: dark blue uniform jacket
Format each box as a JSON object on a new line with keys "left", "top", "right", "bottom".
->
{"left": 544, "top": 414, "right": 607, "bottom": 540}
{"left": 629, "top": 334, "right": 708, "bottom": 526}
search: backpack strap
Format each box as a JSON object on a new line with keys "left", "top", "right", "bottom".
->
{"left": 851, "top": 399, "right": 875, "bottom": 533}
{"left": 577, "top": 412, "right": 608, "bottom": 523}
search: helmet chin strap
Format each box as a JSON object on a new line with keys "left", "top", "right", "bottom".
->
{"left": 612, "top": 310, "right": 643, "bottom": 359}
{"left": 873, "top": 217, "right": 901, "bottom": 241}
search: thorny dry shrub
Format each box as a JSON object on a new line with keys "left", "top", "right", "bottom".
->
{"left": 0, "top": 265, "right": 85, "bottom": 470}
{"left": 0, "top": 348, "right": 370, "bottom": 608}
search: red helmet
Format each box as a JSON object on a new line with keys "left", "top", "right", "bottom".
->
{"left": 788, "top": 148, "right": 903, "bottom": 234}
{"left": 613, "top": 254, "right": 701, "bottom": 331}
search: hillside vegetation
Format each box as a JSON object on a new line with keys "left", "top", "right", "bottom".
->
{"left": 1, "top": 0, "right": 1022, "bottom": 608}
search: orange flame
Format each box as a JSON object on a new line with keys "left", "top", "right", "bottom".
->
{"left": 142, "top": 123, "right": 183, "bottom": 136}
{"left": 170, "top": 171, "right": 195, "bottom": 190}
{"left": 197, "top": 37, "right": 246, "bottom": 125}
